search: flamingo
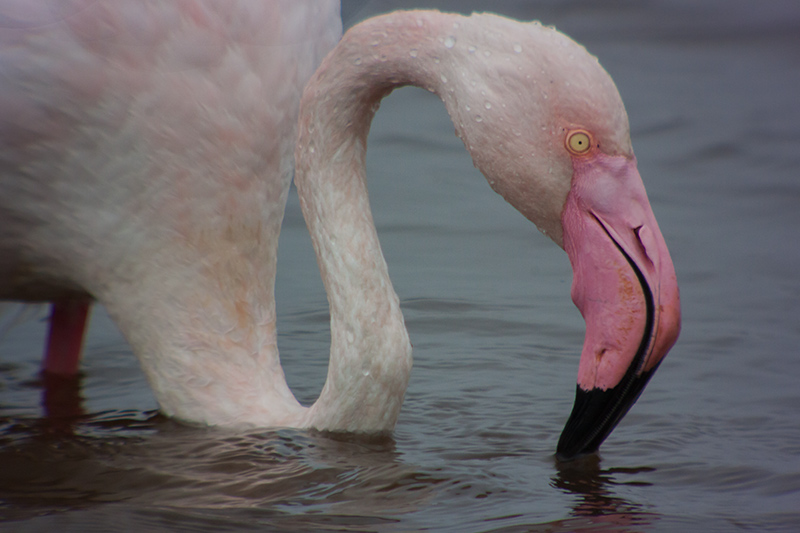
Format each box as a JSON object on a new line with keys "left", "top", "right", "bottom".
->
{"left": 0, "top": 2, "right": 680, "bottom": 460}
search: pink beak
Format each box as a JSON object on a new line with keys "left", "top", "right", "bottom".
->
{"left": 557, "top": 152, "right": 681, "bottom": 461}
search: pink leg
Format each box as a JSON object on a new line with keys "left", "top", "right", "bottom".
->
{"left": 42, "top": 300, "right": 91, "bottom": 375}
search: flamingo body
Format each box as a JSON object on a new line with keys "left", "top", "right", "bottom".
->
{"left": 0, "top": 4, "right": 680, "bottom": 458}
{"left": 0, "top": 0, "right": 342, "bottom": 425}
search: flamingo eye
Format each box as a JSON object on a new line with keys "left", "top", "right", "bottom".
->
{"left": 566, "top": 130, "right": 592, "bottom": 155}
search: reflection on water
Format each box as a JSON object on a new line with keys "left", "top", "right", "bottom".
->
{"left": 1, "top": 400, "right": 665, "bottom": 532}
{"left": 0, "top": 406, "right": 445, "bottom": 518}
{"left": 38, "top": 373, "right": 84, "bottom": 428}
{"left": 0, "top": 375, "right": 662, "bottom": 531}
{"left": 551, "top": 456, "right": 657, "bottom": 532}
{"left": 0, "top": 376, "right": 664, "bottom": 533}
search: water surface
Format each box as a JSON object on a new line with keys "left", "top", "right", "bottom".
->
{"left": 1, "top": 1, "right": 799, "bottom": 531}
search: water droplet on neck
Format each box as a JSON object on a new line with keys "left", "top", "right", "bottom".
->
{"left": 468, "top": 45, "right": 476, "bottom": 53}
{"left": 409, "top": 49, "right": 418, "bottom": 58}
{"left": 513, "top": 43, "right": 523, "bottom": 54}
{"left": 444, "top": 36, "right": 456, "bottom": 49}
{"left": 354, "top": 57, "right": 362, "bottom": 65}
{"left": 440, "top": 74, "right": 448, "bottom": 83}
{"left": 484, "top": 101, "right": 492, "bottom": 110}
{"left": 475, "top": 115, "right": 483, "bottom": 123}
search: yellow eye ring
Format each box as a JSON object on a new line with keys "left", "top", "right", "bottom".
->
{"left": 566, "top": 129, "right": 593, "bottom": 155}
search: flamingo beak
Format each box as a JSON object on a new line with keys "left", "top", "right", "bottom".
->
{"left": 555, "top": 153, "right": 680, "bottom": 461}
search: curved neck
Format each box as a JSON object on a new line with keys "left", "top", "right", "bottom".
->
{"left": 296, "top": 12, "right": 462, "bottom": 431}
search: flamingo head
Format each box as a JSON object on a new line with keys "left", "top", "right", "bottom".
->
{"left": 439, "top": 14, "right": 681, "bottom": 460}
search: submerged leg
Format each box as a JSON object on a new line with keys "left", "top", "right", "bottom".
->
{"left": 42, "top": 300, "right": 91, "bottom": 375}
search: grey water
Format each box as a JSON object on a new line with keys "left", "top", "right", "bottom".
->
{"left": 1, "top": 0, "right": 799, "bottom": 531}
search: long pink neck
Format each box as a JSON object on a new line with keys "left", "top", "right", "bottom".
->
{"left": 297, "top": 12, "right": 459, "bottom": 431}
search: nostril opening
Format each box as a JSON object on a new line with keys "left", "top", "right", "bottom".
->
{"left": 596, "top": 347, "right": 608, "bottom": 361}
{"left": 632, "top": 225, "right": 652, "bottom": 264}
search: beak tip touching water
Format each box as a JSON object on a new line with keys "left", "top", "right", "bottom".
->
{"left": 555, "top": 366, "right": 659, "bottom": 462}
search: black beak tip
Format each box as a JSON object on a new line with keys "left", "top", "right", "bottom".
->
{"left": 555, "top": 369, "right": 656, "bottom": 462}
{"left": 555, "top": 386, "right": 611, "bottom": 462}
